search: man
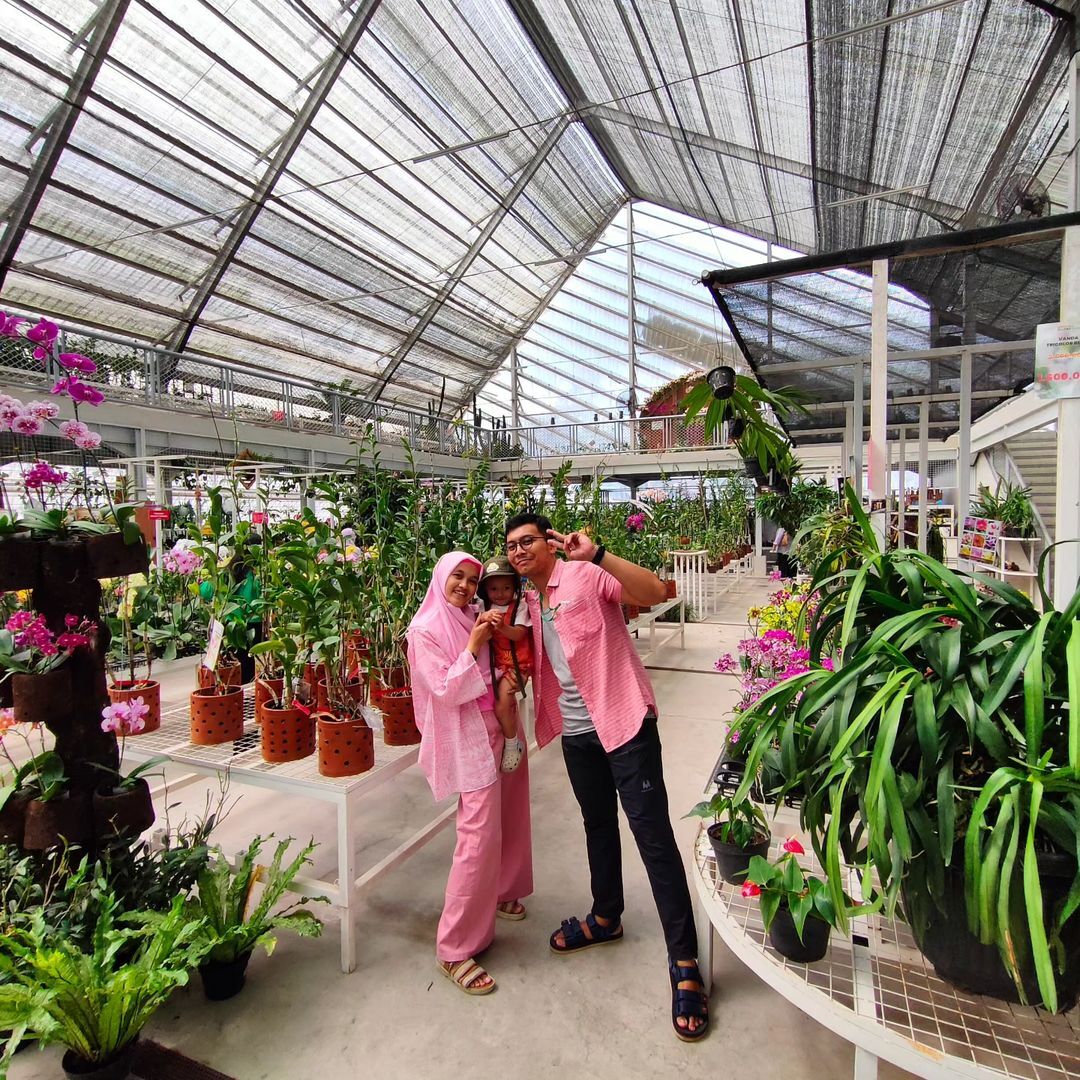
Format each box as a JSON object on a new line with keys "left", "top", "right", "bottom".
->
{"left": 505, "top": 513, "right": 708, "bottom": 1042}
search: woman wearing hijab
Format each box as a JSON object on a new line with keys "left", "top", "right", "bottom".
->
{"left": 406, "top": 551, "right": 533, "bottom": 996}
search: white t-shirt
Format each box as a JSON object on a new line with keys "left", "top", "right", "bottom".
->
{"left": 488, "top": 601, "right": 531, "bottom": 627}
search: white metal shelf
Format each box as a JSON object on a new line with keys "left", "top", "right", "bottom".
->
{"left": 692, "top": 827, "right": 1080, "bottom": 1080}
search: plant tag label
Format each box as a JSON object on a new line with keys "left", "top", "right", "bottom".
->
{"left": 204, "top": 619, "right": 224, "bottom": 672}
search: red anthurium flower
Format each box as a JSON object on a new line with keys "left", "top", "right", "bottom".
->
{"left": 782, "top": 837, "right": 805, "bottom": 855}
{"left": 740, "top": 881, "right": 761, "bottom": 898}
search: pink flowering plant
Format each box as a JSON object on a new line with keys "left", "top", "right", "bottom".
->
{"left": 0, "top": 611, "right": 95, "bottom": 676}
{"left": 743, "top": 837, "right": 849, "bottom": 942}
{"left": 0, "top": 310, "right": 140, "bottom": 542}
{"left": 99, "top": 698, "right": 164, "bottom": 791}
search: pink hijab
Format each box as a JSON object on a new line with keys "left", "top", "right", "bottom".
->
{"left": 406, "top": 552, "right": 493, "bottom": 708}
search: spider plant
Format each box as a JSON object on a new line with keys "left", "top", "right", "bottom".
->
{"left": 733, "top": 486, "right": 1080, "bottom": 1011}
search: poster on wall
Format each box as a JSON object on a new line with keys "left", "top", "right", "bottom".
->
{"left": 959, "top": 515, "right": 1002, "bottom": 565}
{"left": 1034, "top": 323, "right": 1080, "bottom": 399}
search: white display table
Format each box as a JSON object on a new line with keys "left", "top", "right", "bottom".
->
{"left": 125, "top": 691, "right": 456, "bottom": 974}
{"left": 692, "top": 826, "right": 1080, "bottom": 1080}
{"left": 626, "top": 596, "right": 685, "bottom": 660}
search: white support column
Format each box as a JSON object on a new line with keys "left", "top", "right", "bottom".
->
{"left": 918, "top": 401, "right": 929, "bottom": 554}
{"left": 868, "top": 259, "right": 889, "bottom": 501}
{"left": 843, "top": 403, "right": 854, "bottom": 487}
{"left": 509, "top": 346, "right": 520, "bottom": 428}
{"left": 852, "top": 368, "right": 864, "bottom": 498}
{"left": 897, "top": 424, "right": 907, "bottom": 548}
{"left": 958, "top": 348, "right": 972, "bottom": 523}
{"left": 627, "top": 200, "right": 637, "bottom": 415}
{"left": 1055, "top": 50, "right": 1080, "bottom": 608}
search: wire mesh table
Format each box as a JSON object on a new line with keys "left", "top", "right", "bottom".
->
{"left": 692, "top": 827, "right": 1080, "bottom": 1080}
{"left": 124, "top": 692, "right": 454, "bottom": 974}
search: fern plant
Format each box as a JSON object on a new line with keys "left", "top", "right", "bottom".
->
{"left": 0, "top": 891, "right": 208, "bottom": 1071}
{"left": 186, "top": 836, "right": 324, "bottom": 964}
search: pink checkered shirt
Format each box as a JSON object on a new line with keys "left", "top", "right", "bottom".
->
{"left": 525, "top": 559, "right": 656, "bottom": 752}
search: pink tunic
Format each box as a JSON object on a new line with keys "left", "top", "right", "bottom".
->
{"left": 525, "top": 559, "right": 657, "bottom": 752}
{"left": 408, "top": 629, "right": 498, "bottom": 802}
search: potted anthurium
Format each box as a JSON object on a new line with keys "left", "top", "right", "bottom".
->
{"left": 742, "top": 838, "right": 846, "bottom": 963}
{"left": 733, "top": 488, "right": 1080, "bottom": 1012}
{"left": 180, "top": 836, "right": 325, "bottom": 1001}
{"left": 0, "top": 891, "right": 210, "bottom": 1079}
{"left": 685, "top": 791, "right": 770, "bottom": 885}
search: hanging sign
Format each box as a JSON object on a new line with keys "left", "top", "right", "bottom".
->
{"left": 147, "top": 505, "right": 171, "bottom": 522}
{"left": 251, "top": 511, "right": 267, "bottom": 525}
{"left": 959, "top": 516, "right": 1002, "bottom": 566}
{"left": 1034, "top": 323, "right": 1080, "bottom": 399}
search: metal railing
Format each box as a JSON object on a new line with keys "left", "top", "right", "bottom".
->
{"left": 0, "top": 314, "right": 735, "bottom": 462}
{"left": 0, "top": 313, "right": 482, "bottom": 457}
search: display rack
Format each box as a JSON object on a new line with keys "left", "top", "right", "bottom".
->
{"left": 692, "top": 825, "right": 1080, "bottom": 1080}
{"left": 959, "top": 535, "right": 1043, "bottom": 608}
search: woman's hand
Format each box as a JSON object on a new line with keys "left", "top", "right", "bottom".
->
{"left": 467, "top": 620, "right": 493, "bottom": 656}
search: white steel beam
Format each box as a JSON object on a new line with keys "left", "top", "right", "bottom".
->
{"left": 868, "top": 258, "right": 889, "bottom": 500}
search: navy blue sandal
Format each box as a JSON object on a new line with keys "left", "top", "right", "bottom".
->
{"left": 549, "top": 913, "right": 623, "bottom": 955}
{"left": 668, "top": 957, "right": 710, "bottom": 1042}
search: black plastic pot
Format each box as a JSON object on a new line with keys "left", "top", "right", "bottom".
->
{"left": 0, "top": 790, "right": 31, "bottom": 846}
{"left": 62, "top": 1036, "right": 139, "bottom": 1080}
{"left": 199, "top": 950, "right": 252, "bottom": 1001}
{"left": 905, "top": 852, "right": 1080, "bottom": 1011}
{"left": 707, "top": 824, "right": 770, "bottom": 885}
{"left": 768, "top": 907, "right": 830, "bottom": 963}
{"left": 0, "top": 535, "right": 39, "bottom": 592}
{"left": 84, "top": 532, "right": 149, "bottom": 580}
{"left": 22, "top": 790, "right": 93, "bottom": 851}
{"left": 93, "top": 778, "right": 156, "bottom": 839}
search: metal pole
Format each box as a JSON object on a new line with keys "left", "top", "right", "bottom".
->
{"left": 627, "top": 200, "right": 637, "bottom": 416}
{"left": 852, "top": 366, "right": 864, "bottom": 499}
{"left": 918, "top": 401, "right": 929, "bottom": 554}
{"left": 510, "top": 346, "right": 520, "bottom": 428}
{"left": 897, "top": 424, "right": 906, "bottom": 548}
{"left": 1055, "top": 50, "right": 1080, "bottom": 608}
{"left": 869, "top": 258, "right": 889, "bottom": 501}
{"left": 958, "top": 349, "right": 972, "bottom": 525}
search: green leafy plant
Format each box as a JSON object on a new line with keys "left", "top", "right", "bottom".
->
{"left": 183, "top": 836, "right": 324, "bottom": 963}
{"left": 970, "top": 480, "right": 1036, "bottom": 538}
{"left": 0, "top": 891, "right": 209, "bottom": 1071}
{"left": 733, "top": 487, "right": 1080, "bottom": 1011}
{"left": 743, "top": 841, "right": 845, "bottom": 942}
{"left": 685, "top": 792, "right": 768, "bottom": 848}
{"left": 755, "top": 479, "right": 836, "bottom": 540}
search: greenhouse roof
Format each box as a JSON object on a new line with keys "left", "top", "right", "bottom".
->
{"left": 0, "top": 0, "right": 1071, "bottom": 417}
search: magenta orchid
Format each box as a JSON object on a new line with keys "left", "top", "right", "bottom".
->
{"left": 1, "top": 612, "right": 95, "bottom": 676}
{"left": 23, "top": 461, "right": 68, "bottom": 489}
{"left": 25, "top": 316, "right": 58, "bottom": 360}
{"left": 0, "top": 310, "right": 26, "bottom": 338}
{"left": 626, "top": 511, "right": 646, "bottom": 533}
{"left": 10, "top": 411, "right": 43, "bottom": 436}
{"left": 57, "top": 351, "right": 98, "bottom": 374}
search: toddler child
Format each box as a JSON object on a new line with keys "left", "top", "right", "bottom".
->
{"left": 477, "top": 556, "right": 532, "bottom": 773}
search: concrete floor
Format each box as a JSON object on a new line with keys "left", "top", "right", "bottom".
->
{"left": 11, "top": 580, "right": 911, "bottom": 1080}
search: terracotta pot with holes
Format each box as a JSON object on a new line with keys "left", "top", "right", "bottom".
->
{"left": 108, "top": 680, "right": 160, "bottom": 734}
{"left": 190, "top": 686, "right": 244, "bottom": 745}
{"left": 260, "top": 703, "right": 315, "bottom": 763}
{"left": 376, "top": 687, "right": 420, "bottom": 746}
{"left": 664, "top": 579, "right": 677, "bottom": 600}
{"left": 197, "top": 660, "right": 242, "bottom": 691}
{"left": 318, "top": 713, "right": 374, "bottom": 776}
{"left": 254, "top": 677, "right": 284, "bottom": 723}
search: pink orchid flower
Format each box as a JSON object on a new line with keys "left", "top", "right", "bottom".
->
{"left": 58, "top": 352, "right": 98, "bottom": 374}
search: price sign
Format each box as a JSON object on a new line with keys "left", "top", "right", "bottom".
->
{"left": 251, "top": 511, "right": 267, "bottom": 525}
{"left": 148, "top": 506, "right": 171, "bottom": 522}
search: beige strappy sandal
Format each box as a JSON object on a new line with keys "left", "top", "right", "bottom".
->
{"left": 437, "top": 957, "right": 496, "bottom": 996}
{"left": 496, "top": 900, "right": 526, "bottom": 921}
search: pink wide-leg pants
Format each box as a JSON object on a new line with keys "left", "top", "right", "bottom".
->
{"left": 436, "top": 708, "right": 533, "bottom": 962}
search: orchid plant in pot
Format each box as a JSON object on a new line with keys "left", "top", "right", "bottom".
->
{"left": 93, "top": 698, "right": 163, "bottom": 840}
{"left": 105, "top": 574, "right": 161, "bottom": 735}
{"left": 0, "top": 709, "right": 66, "bottom": 849}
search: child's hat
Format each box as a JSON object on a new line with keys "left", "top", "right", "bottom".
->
{"left": 479, "top": 555, "right": 516, "bottom": 582}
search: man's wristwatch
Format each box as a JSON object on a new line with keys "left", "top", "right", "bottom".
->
{"left": 590, "top": 544, "right": 606, "bottom": 565}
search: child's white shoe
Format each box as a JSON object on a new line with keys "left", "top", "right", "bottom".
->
{"left": 501, "top": 737, "right": 524, "bottom": 773}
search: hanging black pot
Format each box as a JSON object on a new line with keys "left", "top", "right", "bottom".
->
{"left": 768, "top": 470, "right": 790, "bottom": 496}
{"left": 199, "top": 950, "right": 253, "bottom": 1001}
{"left": 727, "top": 417, "right": 746, "bottom": 442}
{"left": 61, "top": 1036, "right": 139, "bottom": 1080}
{"left": 706, "top": 365, "right": 737, "bottom": 400}
{"left": 743, "top": 458, "right": 768, "bottom": 484}
{"left": 768, "top": 907, "right": 830, "bottom": 963}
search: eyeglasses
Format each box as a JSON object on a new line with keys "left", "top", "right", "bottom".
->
{"left": 505, "top": 535, "right": 544, "bottom": 554}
